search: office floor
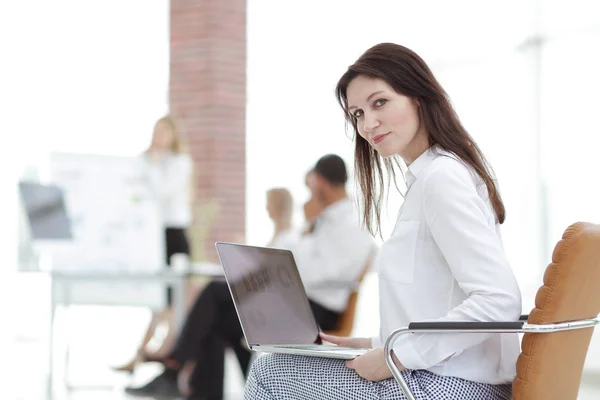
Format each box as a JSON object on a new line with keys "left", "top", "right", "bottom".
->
{"left": 5, "top": 274, "right": 600, "bottom": 399}
{"left": 7, "top": 305, "right": 247, "bottom": 400}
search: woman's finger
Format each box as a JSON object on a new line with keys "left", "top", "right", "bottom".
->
{"left": 319, "top": 332, "right": 344, "bottom": 345}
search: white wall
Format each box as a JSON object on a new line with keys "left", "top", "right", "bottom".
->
{"left": 0, "top": 0, "right": 170, "bottom": 329}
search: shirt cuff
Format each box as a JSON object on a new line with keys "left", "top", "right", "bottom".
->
{"left": 371, "top": 335, "right": 381, "bottom": 348}
{"left": 393, "top": 336, "right": 427, "bottom": 370}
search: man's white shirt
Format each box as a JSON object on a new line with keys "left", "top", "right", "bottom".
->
{"left": 291, "top": 198, "right": 375, "bottom": 313}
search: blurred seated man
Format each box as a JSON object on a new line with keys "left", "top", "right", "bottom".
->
{"left": 125, "top": 154, "right": 374, "bottom": 400}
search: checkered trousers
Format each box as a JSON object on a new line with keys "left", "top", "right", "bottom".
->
{"left": 244, "top": 353, "right": 512, "bottom": 400}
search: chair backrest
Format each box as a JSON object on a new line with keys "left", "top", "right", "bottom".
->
{"left": 513, "top": 222, "right": 600, "bottom": 400}
{"left": 324, "top": 249, "right": 376, "bottom": 337}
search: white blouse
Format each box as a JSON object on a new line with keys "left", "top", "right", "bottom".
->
{"left": 373, "top": 147, "right": 522, "bottom": 384}
{"left": 139, "top": 152, "right": 193, "bottom": 228}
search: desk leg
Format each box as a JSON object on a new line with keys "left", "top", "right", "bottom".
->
{"left": 47, "top": 279, "right": 56, "bottom": 400}
{"left": 172, "top": 278, "right": 187, "bottom": 330}
{"left": 63, "top": 283, "right": 71, "bottom": 391}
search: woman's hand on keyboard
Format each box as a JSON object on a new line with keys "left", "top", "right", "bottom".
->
{"left": 319, "top": 333, "right": 372, "bottom": 349}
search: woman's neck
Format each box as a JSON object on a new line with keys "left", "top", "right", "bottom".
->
{"left": 273, "top": 220, "right": 292, "bottom": 235}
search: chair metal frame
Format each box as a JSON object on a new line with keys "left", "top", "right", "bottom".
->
{"left": 383, "top": 317, "right": 600, "bottom": 400}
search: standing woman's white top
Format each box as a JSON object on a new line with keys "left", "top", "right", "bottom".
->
{"left": 139, "top": 151, "right": 193, "bottom": 228}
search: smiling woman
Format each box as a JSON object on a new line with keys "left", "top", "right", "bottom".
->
{"left": 243, "top": 42, "right": 521, "bottom": 400}
{"left": 345, "top": 78, "right": 426, "bottom": 161}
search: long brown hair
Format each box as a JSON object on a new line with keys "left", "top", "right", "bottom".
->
{"left": 335, "top": 43, "right": 504, "bottom": 236}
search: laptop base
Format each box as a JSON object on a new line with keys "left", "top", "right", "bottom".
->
{"left": 252, "top": 344, "right": 369, "bottom": 360}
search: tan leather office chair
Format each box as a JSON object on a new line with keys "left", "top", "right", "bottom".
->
{"left": 325, "top": 249, "right": 376, "bottom": 337}
{"left": 384, "top": 222, "right": 600, "bottom": 400}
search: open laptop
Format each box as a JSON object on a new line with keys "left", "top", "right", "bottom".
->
{"left": 215, "top": 242, "right": 369, "bottom": 360}
{"left": 19, "top": 182, "right": 72, "bottom": 241}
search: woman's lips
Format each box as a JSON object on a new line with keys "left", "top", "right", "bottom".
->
{"left": 373, "top": 133, "right": 390, "bottom": 144}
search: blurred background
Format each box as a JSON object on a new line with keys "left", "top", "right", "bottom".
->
{"left": 1, "top": 0, "right": 600, "bottom": 399}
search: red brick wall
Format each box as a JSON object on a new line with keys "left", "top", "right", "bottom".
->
{"left": 170, "top": 0, "right": 246, "bottom": 262}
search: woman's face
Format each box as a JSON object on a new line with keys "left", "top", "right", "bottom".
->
{"left": 152, "top": 121, "right": 175, "bottom": 150}
{"left": 305, "top": 171, "right": 325, "bottom": 204}
{"left": 346, "top": 75, "right": 428, "bottom": 163}
{"left": 266, "top": 193, "right": 278, "bottom": 220}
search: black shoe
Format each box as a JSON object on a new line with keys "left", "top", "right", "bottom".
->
{"left": 124, "top": 370, "right": 181, "bottom": 398}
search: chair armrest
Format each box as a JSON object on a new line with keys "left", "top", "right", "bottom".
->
{"left": 406, "top": 318, "right": 598, "bottom": 334}
{"left": 383, "top": 317, "right": 599, "bottom": 400}
{"left": 408, "top": 321, "right": 524, "bottom": 331}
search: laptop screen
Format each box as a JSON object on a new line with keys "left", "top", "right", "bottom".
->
{"left": 216, "top": 242, "right": 320, "bottom": 346}
{"left": 19, "top": 182, "right": 72, "bottom": 240}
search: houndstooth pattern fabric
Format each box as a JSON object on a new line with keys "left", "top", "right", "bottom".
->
{"left": 244, "top": 353, "right": 512, "bottom": 400}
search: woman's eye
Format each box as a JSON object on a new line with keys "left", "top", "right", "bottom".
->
{"left": 352, "top": 110, "right": 363, "bottom": 119}
{"left": 374, "top": 98, "right": 387, "bottom": 107}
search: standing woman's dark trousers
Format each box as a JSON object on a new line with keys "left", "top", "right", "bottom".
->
{"left": 169, "top": 281, "right": 340, "bottom": 399}
{"left": 165, "top": 227, "right": 190, "bottom": 305}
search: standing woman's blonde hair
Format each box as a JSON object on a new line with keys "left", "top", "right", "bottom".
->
{"left": 148, "top": 115, "right": 188, "bottom": 154}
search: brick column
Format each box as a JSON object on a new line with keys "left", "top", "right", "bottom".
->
{"left": 170, "top": 0, "right": 246, "bottom": 262}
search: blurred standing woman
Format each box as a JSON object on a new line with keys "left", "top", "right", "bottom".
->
{"left": 114, "top": 115, "right": 194, "bottom": 373}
